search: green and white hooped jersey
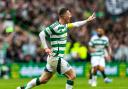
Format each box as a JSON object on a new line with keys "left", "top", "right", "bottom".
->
{"left": 89, "top": 35, "right": 109, "bottom": 56}
{"left": 43, "top": 21, "right": 68, "bottom": 58}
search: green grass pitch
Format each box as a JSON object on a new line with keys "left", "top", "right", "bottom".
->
{"left": 0, "top": 77, "right": 128, "bottom": 89}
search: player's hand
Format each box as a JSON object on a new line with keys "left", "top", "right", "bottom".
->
{"left": 86, "top": 13, "right": 96, "bottom": 22}
{"left": 44, "top": 48, "right": 52, "bottom": 55}
{"left": 105, "top": 55, "right": 111, "bottom": 62}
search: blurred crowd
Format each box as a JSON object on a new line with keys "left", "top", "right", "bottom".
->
{"left": 0, "top": 0, "right": 128, "bottom": 65}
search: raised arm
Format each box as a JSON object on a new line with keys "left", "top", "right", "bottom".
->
{"left": 66, "top": 13, "right": 96, "bottom": 29}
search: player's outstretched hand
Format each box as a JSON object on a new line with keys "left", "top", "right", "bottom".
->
{"left": 87, "top": 13, "right": 96, "bottom": 22}
{"left": 44, "top": 48, "right": 52, "bottom": 55}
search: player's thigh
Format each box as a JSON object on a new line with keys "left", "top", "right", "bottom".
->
{"left": 91, "top": 56, "right": 99, "bottom": 67}
{"left": 61, "top": 59, "right": 76, "bottom": 80}
{"left": 99, "top": 57, "right": 105, "bottom": 69}
{"left": 46, "top": 56, "right": 58, "bottom": 73}
{"left": 98, "top": 66, "right": 105, "bottom": 71}
{"left": 61, "top": 59, "right": 72, "bottom": 74}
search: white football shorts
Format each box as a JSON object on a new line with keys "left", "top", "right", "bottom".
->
{"left": 45, "top": 55, "right": 72, "bottom": 74}
{"left": 91, "top": 56, "right": 105, "bottom": 67}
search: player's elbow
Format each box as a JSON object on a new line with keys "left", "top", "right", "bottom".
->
{"left": 72, "top": 22, "right": 79, "bottom": 27}
{"left": 89, "top": 48, "right": 95, "bottom": 53}
{"left": 89, "top": 47, "right": 97, "bottom": 53}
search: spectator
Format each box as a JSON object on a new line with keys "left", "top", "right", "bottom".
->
{"left": 0, "top": 0, "right": 127, "bottom": 63}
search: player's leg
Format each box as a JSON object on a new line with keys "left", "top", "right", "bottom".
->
{"left": 17, "top": 71, "right": 53, "bottom": 89}
{"left": 98, "top": 66, "right": 112, "bottom": 83}
{"left": 17, "top": 56, "right": 55, "bottom": 89}
{"left": 91, "top": 66, "right": 98, "bottom": 86}
{"left": 88, "top": 68, "right": 93, "bottom": 84}
{"left": 98, "top": 57, "right": 112, "bottom": 83}
{"left": 89, "top": 69, "right": 92, "bottom": 79}
{"left": 98, "top": 65, "right": 112, "bottom": 83}
{"left": 98, "top": 66, "right": 106, "bottom": 80}
{"left": 98, "top": 66, "right": 106, "bottom": 78}
{"left": 90, "top": 56, "right": 99, "bottom": 86}
{"left": 64, "top": 69, "right": 76, "bottom": 89}
{"left": 98, "top": 57, "right": 106, "bottom": 79}
{"left": 60, "top": 58, "right": 76, "bottom": 89}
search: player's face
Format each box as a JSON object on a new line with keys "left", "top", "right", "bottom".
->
{"left": 63, "top": 10, "right": 72, "bottom": 23}
{"left": 97, "top": 28, "right": 104, "bottom": 37}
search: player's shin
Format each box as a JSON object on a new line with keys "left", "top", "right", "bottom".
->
{"left": 88, "top": 69, "right": 93, "bottom": 84}
{"left": 89, "top": 69, "right": 92, "bottom": 79}
{"left": 25, "top": 78, "right": 41, "bottom": 89}
{"left": 101, "top": 70, "right": 107, "bottom": 79}
{"left": 66, "top": 80, "right": 74, "bottom": 89}
{"left": 92, "top": 67, "right": 97, "bottom": 80}
{"left": 91, "top": 67, "right": 97, "bottom": 86}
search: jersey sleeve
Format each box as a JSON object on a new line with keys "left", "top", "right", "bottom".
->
{"left": 66, "top": 20, "right": 87, "bottom": 29}
{"left": 88, "top": 38, "right": 94, "bottom": 47}
{"left": 105, "top": 37, "right": 109, "bottom": 47}
{"left": 66, "top": 23, "right": 74, "bottom": 29}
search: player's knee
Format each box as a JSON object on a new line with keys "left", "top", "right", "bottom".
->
{"left": 40, "top": 79, "right": 49, "bottom": 84}
{"left": 72, "top": 75, "right": 76, "bottom": 80}
{"left": 68, "top": 74, "right": 76, "bottom": 80}
{"left": 99, "top": 67, "right": 104, "bottom": 71}
{"left": 94, "top": 66, "right": 98, "bottom": 71}
{"left": 95, "top": 66, "right": 98, "bottom": 69}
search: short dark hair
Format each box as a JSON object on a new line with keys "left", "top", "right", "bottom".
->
{"left": 59, "top": 8, "right": 69, "bottom": 16}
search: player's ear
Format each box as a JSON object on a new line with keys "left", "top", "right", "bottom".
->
{"left": 62, "top": 15, "right": 66, "bottom": 19}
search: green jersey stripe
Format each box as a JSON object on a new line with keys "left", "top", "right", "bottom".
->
{"left": 94, "top": 39, "right": 107, "bottom": 42}
{"left": 58, "top": 26, "right": 65, "bottom": 29}
{"left": 51, "top": 44, "right": 66, "bottom": 47}
{"left": 91, "top": 52, "right": 104, "bottom": 56}
{"left": 91, "top": 54, "right": 104, "bottom": 56}
{"left": 46, "top": 27, "right": 52, "bottom": 34}
{"left": 53, "top": 50, "right": 65, "bottom": 54}
{"left": 93, "top": 43, "right": 106, "bottom": 45}
{"left": 44, "top": 30, "right": 50, "bottom": 37}
{"left": 49, "top": 26, "right": 67, "bottom": 35}
{"left": 49, "top": 26, "right": 56, "bottom": 34}
{"left": 50, "top": 38, "right": 66, "bottom": 41}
